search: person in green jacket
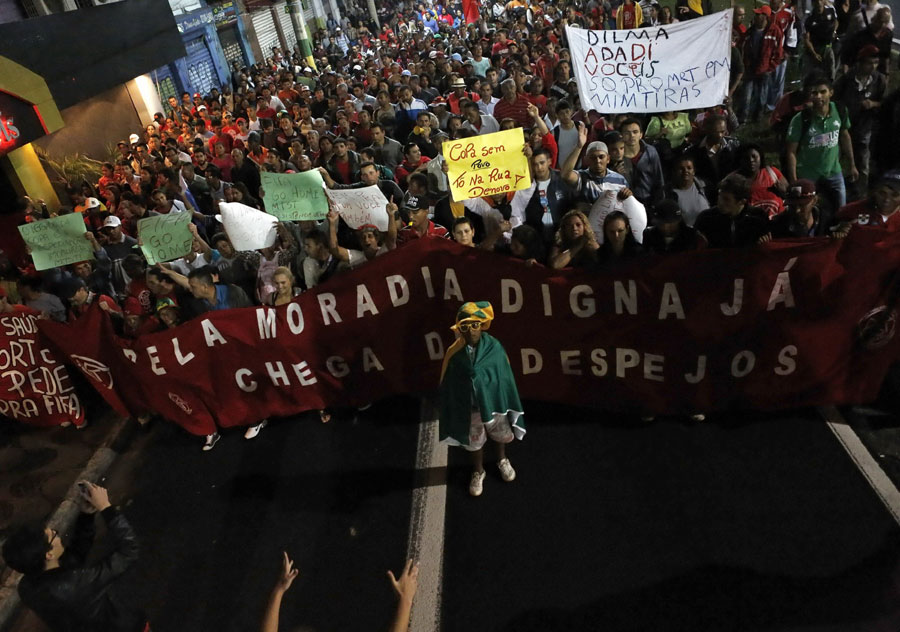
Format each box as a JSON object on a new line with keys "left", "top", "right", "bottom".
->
{"left": 439, "top": 302, "right": 526, "bottom": 497}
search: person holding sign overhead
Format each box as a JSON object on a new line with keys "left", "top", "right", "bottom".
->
{"left": 560, "top": 123, "right": 631, "bottom": 205}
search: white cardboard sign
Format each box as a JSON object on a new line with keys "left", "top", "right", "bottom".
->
{"left": 217, "top": 202, "right": 278, "bottom": 251}
{"left": 325, "top": 186, "right": 391, "bottom": 231}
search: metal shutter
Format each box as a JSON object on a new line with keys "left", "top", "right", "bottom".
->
{"left": 301, "top": 0, "right": 316, "bottom": 31}
{"left": 185, "top": 37, "right": 218, "bottom": 97}
{"left": 152, "top": 64, "right": 179, "bottom": 105}
{"left": 275, "top": 2, "right": 297, "bottom": 54}
{"left": 218, "top": 26, "right": 246, "bottom": 68}
{"left": 252, "top": 9, "right": 280, "bottom": 63}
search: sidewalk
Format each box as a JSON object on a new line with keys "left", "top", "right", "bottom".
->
{"left": 0, "top": 407, "right": 134, "bottom": 632}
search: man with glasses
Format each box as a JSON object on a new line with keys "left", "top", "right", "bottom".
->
{"left": 2, "top": 481, "right": 147, "bottom": 631}
{"left": 439, "top": 302, "right": 526, "bottom": 497}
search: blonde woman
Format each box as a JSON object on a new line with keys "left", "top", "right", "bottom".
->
{"left": 266, "top": 266, "right": 301, "bottom": 306}
{"left": 549, "top": 209, "right": 599, "bottom": 269}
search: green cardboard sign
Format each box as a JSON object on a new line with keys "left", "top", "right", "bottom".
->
{"left": 18, "top": 214, "right": 94, "bottom": 271}
{"left": 261, "top": 170, "right": 328, "bottom": 221}
{"left": 137, "top": 212, "right": 193, "bottom": 266}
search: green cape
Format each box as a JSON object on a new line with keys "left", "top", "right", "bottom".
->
{"left": 438, "top": 332, "right": 526, "bottom": 446}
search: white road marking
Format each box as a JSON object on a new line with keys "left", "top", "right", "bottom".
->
{"left": 820, "top": 405, "right": 900, "bottom": 526}
{"left": 406, "top": 398, "right": 448, "bottom": 632}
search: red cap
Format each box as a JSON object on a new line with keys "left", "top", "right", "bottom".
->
{"left": 123, "top": 297, "right": 143, "bottom": 316}
{"left": 193, "top": 92, "right": 202, "bottom": 98}
{"left": 754, "top": 5, "right": 772, "bottom": 16}
{"left": 857, "top": 44, "right": 880, "bottom": 61}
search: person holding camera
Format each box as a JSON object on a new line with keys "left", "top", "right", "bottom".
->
{"left": 1, "top": 481, "right": 147, "bottom": 631}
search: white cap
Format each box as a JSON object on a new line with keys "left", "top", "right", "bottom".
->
{"left": 102, "top": 215, "right": 122, "bottom": 228}
{"left": 84, "top": 197, "right": 102, "bottom": 209}
{"left": 129, "top": 133, "right": 140, "bottom": 144}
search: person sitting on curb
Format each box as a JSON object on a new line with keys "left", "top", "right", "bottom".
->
{"left": 439, "top": 302, "right": 526, "bottom": 497}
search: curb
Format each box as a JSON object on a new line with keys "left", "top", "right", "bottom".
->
{"left": 0, "top": 412, "right": 135, "bottom": 632}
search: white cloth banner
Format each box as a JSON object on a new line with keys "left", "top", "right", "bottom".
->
{"left": 325, "top": 186, "right": 391, "bottom": 232}
{"left": 587, "top": 183, "right": 647, "bottom": 244}
{"left": 216, "top": 202, "right": 278, "bottom": 251}
{"left": 566, "top": 10, "right": 732, "bottom": 114}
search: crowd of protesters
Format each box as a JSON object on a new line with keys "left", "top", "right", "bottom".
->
{"left": 2, "top": 0, "right": 898, "bottom": 446}
{"left": 1, "top": 0, "right": 899, "bottom": 628}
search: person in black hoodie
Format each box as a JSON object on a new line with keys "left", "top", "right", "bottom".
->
{"left": 694, "top": 173, "right": 770, "bottom": 248}
{"left": 642, "top": 200, "right": 708, "bottom": 254}
{"left": 2, "top": 481, "right": 146, "bottom": 631}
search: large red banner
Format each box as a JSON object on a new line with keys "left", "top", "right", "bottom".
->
{"left": 38, "top": 230, "right": 900, "bottom": 435}
{"left": 0, "top": 309, "right": 84, "bottom": 426}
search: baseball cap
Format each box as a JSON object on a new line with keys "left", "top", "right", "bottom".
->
{"left": 753, "top": 5, "right": 772, "bottom": 16}
{"left": 129, "top": 133, "right": 140, "bottom": 144}
{"left": 653, "top": 200, "right": 683, "bottom": 224}
{"left": 197, "top": 105, "right": 208, "bottom": 111}
{"left": 193, "top": 92, "right": 202, "bottom": 98}
{"left": 102, "top": 215, "right": 122, "bottom": 229}
{"left": 61, "top": 278, "right": 86, "bottom": 300}
{"left": 402, "top": 193, "right": 429, "bottom": 211}
{"left": 123, "top": 297, "right": 143, "bottom": 316}
{"left": 156, "top": 297, "right": 179, "bottom": 312}
{"left": 401, "top": 69, "right": 412, "bottom": 76}
{"left": 429, "top": 96, "right": 448, "bottom": 107}
{"left": 856, "top": 44, "right": 880, "bottom": 61}
{"left": 877, "top": 170, "right": 900, "bottom": 192}
{"left": 84, "top": 197, "right": 102, "bottom": 210}
{"left": 785, "top": 179, "right": 816, "bottom": 201}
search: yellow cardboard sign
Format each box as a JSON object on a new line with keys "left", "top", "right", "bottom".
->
{"left": 444, "top": 129, "right": 532, "bottom": 202}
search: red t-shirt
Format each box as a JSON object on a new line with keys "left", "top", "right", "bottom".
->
{"left": 334, "top": 158, "right": 353, "bottom": 184}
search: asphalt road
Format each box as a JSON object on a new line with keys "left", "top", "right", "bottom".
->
{"left": 8, "top": 398, "right": 900, "bottom": 632}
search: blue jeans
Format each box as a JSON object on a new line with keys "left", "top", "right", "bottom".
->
{"left": 817, "top": 172, "right": 846, "bottom": 226}
{"left": 740, "top": 75, "right": 770, "bottom": 122}
{"left": 767, "top": 60, "right": 787, "bottom": 111}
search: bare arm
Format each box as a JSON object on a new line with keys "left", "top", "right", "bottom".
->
{"left": 158, "top": 265, "right": 191, "bottom": 291}
{"left": 527, "top": 102, "right": 549, "bottom": 137}
{"left": 261, "top": 553, "right": 298, "bottom": 632}
{"left": 188, "top": 223, "right": 212, "bottom": 259}
{"left": 388, "top": 560, "right": 418, "bottom": 632}
{"left": 785, "top": 142, "right": 799, "bottom": 183}
{"left": 560, "top": 122, "right": 588, "bottom": 187}
{"left": 384, "top": 202, "right": 399, "bottom": 250}
{"left": 326, "top": 207, "right": 351, "bottom": 262}
{"left": 839, "top": 129, "right": 858, "bottom": 182}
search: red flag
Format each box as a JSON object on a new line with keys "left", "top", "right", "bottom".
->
{"left": 463, "top": 0, "right": 480, "bottom": 24}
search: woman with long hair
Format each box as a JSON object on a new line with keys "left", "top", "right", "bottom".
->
{"left": 266, "top": 266, "right": 301, "bottom": 306}
{"left": 549, "top": 209, "right": 599, "bottom": 269}
{"left": 596, "top": 210, "right": 642, "bottom": 266}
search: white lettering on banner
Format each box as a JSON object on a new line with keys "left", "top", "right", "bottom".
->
{"left": 685, "top": 355, "right": 707, "bottom": 383}
{"left": 502, "top": 279, "right": 523, "bottom": 313}
{"left": 541, "top": 284, "right": 552, "bottom": 316}
{"left": 421, "top": 266, "right": 435, "bottom": 298}
{"left": 325, "top": 185, "right": 390, "bottom": 231}
{"left": 644, "top": 354, "right": 665, "bottom": 382}
{"left": 147, "top": 346, "right": 166, "bottom": 376}
{"left": 721, "top": 279, "right": 744, "bottom": 316}
{"left": 731, "top": 351, "right": 756, "bottom": 377}
{"left": 566, "top": 11, "right": 732, "bottom": 113}
{"left": 571, "top": 285, "right": 596, "bottom": 317}
{"left": 658, "top": 283, "right": 685, "bottom": 320}
{"left": 201, "top": 320, "right": 227, "bottom": 346}
{"left": 123, "top": 349, "right": 137, "bottom": 363}
{"left": 318, "top": 293, "right": 342, "bottom": 325}
{"left": 362, "top": 347, "right": 385, "bottom": 372}
{"left": 561, "top": 350, "right": 582, "bottom": 376}
{"left": 443, "top": 268, "right": 464, "bottom": 302}
{"left": 387, "top": 275, "right": 410, "bottom": 306}
{"left": 173, "top": 338, "right": 195, "bottom": 365}
{"left": 258, "top": 308, "right": 277, "bottom": 339}
{"left": 236, "top": 368, "right": 258, "bottom": 392}
{"left": 357, "top": 284, "right": 379, "bottom": 318}
{"left": 327, "top": 356, "right": 350, "bottom": 378}
{"left": 286, "top": 303, "right": 305, "bottom": 334}
{"left": 767, "top": 258, "right": 797, "bottom": 311}
{"left": 614, "top": 280, "right": 637, "bottom": 315}
{"left": 521, "top": 348, "right": 543, "bottom": 374}
{"left": 266, "top": 362, "right": 291, "bottom": 386}
{"left": 293, "top": 361, "right": 317, "bottom": 386}
{"left": 591, "top": 349, "right": 608, "bottom": 376}
{"left": 424, "top": 332, "right": 444, "bottom": 360}
{"left": 776, "top": 345, "right": 798, "bottom": 375}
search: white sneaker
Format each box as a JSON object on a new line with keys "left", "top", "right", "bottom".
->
{"left": 243, "top": 419, "right": 268, "bottom": 439}
{"left": 689, "top": 413, "right": 706, "bottom": 422}
{"left": 202, "top": 432, "right": 220, "bottom": 451}
{"left": 469, "top": 470, "right": 485, "bottom": 497}
{"left": 498, "top": 458, "right": 516, "bottom": 482}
